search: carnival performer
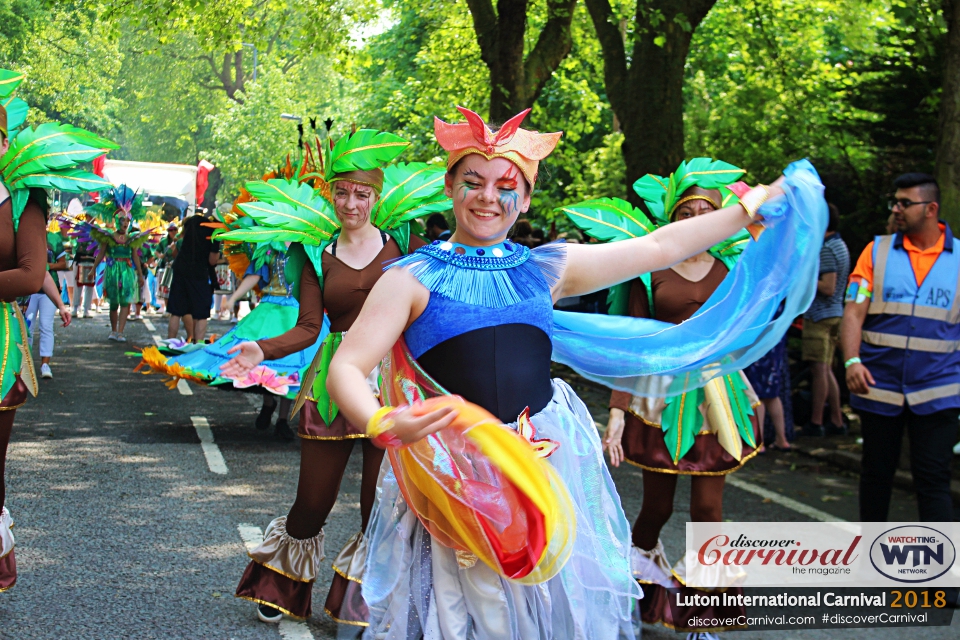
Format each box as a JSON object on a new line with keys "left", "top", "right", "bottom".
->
{"left": 156, "top": 221, "right": 179, "bottom": 314}
{"left": 136, "top": 148, "right": 335, "bottom": 439}
{"left": 166, "top": 213, "right": 219, "bottom": 343}
{"left": 218, "top": 129, "right": 448, "bottom": 627}
{"left": 314, "top": 107, "right": 824, "bottom": 638}
{"left": 64, "top": 186, "right": 154, "bottom": 342}
{"left": 0, "top": 67, "right": 117, "bottom": 593}
{"left": 71, "top": 198, "right": 100, "bottom": 318}
{"left": 564, "top": 159, "right": 763, "bottom": 635}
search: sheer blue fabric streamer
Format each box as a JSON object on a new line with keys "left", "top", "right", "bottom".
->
{"left": 551, "top": 159, "right": 827, "bottom": 396}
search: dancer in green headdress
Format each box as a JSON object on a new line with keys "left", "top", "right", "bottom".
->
{"left": 220, "top": 128, "right": 449, "bottom": 627}
{"left": 563, "top": 158, "right": 761, "bottom": 635}
{"left": 60, "top": 185, "right": 157, "bottom": 342}
{"left": 0, "top": 67, "right": 117, "bottom": 593}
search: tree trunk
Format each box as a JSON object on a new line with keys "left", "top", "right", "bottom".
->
{"left": 466, "top": 0, "right": 578, "bottom": 122}
{"left": 937, "top": 0, "right": 960, "bottom": 230}
{"left": 585, "top": 0, "right": 717, "bottom": 205}
{"left": 618, "top": 23, "right": 694, "bottom": 206}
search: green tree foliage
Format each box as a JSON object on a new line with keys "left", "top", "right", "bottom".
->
{"left": 0, "top": 0, "right": 953, "bottom": 245}
{"left": 686, "top": 0, "right": 948, "bottom": 253}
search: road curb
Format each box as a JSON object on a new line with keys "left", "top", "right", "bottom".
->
{"left": 791, "top": 443, "right": 960, "bottom": 503}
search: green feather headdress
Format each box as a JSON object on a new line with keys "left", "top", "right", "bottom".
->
{"left": 86, "top": 184, "right": 147, "bottom": 224}
{"left": 323, "top": 129, "right": 410, "bottom": 183}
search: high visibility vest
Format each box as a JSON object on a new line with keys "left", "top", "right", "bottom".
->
{"left": 852, "top": 227, "right": 960, "bottom": 416}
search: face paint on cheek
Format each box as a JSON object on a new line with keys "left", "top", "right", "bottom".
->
{"left": 495, "top": 166, "right": 522, "bottom": 216}
{"left": 456, "top": 182, "right": 476, "bottom": 203}
{"left": 497, "top": 190, "right": 519, "bottom": 216}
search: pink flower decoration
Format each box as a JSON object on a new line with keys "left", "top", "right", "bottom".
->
{"left": 230, "top": 365, "right": 300, "bottom": 396}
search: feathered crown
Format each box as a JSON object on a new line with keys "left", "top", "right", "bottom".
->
{"left": 434, "top": 106, "right": 562, "bottom": 186}
{"left": 88, "top": 184, "right": 146, "bottom": 223}
{"left": 633, "top": 158, "right": 748, "bottom": 225}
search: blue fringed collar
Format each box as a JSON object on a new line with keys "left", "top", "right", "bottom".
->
{"left": 419, "top": 239, "right": 529, "bottom": 269}
{"left": 388, "top": 240, "right": 566, "bottom": 308}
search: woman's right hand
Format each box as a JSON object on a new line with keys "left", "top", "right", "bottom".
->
{"left": 382, "top": 405, "right": 458, "bottom": 445}
{"left": 603, "top": 408, "right": 626, "bottom": 467}
{"left": 220, "top": 296, "right": 234, "bottom": 313}
{"left": 221, "top": 341, "right": 264, "bottom": 378}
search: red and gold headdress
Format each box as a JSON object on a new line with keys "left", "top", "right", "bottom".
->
{"left": 434, "top": 107, "right": 562, "bottom": 187}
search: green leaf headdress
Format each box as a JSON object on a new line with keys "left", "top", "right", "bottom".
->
{"left": 0, "top": 67, "right": 118, "bottom": 229}
{"left": 323, "top": 128, "right": 410, "bottom": 190}
{"left": 0, "top": 69, "right": 28, "bottom": 140}
{"left": 633, "top": 157, "right": 745, "bottom": 226}
{"left": 560, "top": 157, "right": 752, "bottom": 316}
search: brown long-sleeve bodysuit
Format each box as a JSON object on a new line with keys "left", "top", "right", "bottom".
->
{"left": 0, "top": 196, "right": 46, "bottom": 411}
{"left": 0, "top": 194, "right": 48, "bottom": 593}
{"left": 610, "top": 259, "right": 762, "bottom": 474}
{"left": 236, "top": 233, "right": 425, "bottom": 622}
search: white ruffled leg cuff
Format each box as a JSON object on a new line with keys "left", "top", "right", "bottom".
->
{"left": 248, "top": 516, "right": 325, "bottom": 583}
{"left": 0, "top": 507, "right": 14, "bottom": 560}
{"left": 631, "top": 540, "right": 674, "bottom": 588}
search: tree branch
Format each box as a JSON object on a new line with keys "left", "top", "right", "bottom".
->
{"left": 465, "top": 0, "right": 499, "bottom": 67}
{"left": 523, "top": 0, "right": 578, "bottom": 105}
{"left": 583, "top": 0, "right": 628, "bottom": 111}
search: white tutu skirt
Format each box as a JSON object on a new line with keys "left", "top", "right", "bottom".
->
{"left": 362, "top": 379, "right": 642, "bottom": 639}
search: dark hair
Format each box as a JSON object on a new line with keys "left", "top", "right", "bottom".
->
{"left": 893, "top": 173, "right": 940, "bottom": 203}
{"left": 827, "top": 203, "right": 840, "bottom": 232}
{"left": 511, "top": 219, "right": 533, "bottom": 238}
{"left": 426, "top": 213, "right": 448, "bottom": 230}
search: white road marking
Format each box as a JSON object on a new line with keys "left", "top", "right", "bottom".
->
{"left": 235, "top": 524, "right": 316, "bottom": 639}
{"left": 279, "top": 619, "right": 315, "bottom": 640}
{"left": 142, "top": 318, "right": 156, "bottom": 331}
{"left": 152, "top": 334, "right": 164, "bottom": 347}
{"left": 190, "top": 416, "right": 227, "bottom": 474}
{"left": 177, "top": 379, "right": 193, "bottom": 395}
{"left": 245, "top": 394, "right": 261, "bottom": 408}
{"left": 237, "top": 524, "right": 263, "bottom": 553}
{"left": 726, "top": 475, "right": 857, "bottom": 531}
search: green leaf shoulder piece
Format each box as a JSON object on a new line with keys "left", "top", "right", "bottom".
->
{"left": 557, "top": 197, "right": 657, "bottom": 243}
{"left": 373, "top": 162, "right": 451, "bottom": 230}
{"left": 226, "top": 179, "right": 339, "bottom": 246}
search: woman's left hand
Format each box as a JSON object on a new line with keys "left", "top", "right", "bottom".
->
{"left": 58, "top": 307, "right": 72, "bottom": 327}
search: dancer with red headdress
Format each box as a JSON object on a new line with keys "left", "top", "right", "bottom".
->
{"left": 318, "top": 106, "right": 826, "bottom": 638}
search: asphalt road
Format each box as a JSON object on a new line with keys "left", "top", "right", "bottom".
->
{"left": 0, "top": 311, "right": 956, "bottom": 639}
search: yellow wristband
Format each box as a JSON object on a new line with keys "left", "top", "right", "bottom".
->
{"left": 366, "top": 406, "right": 396, "bottom": 438}
{"left": 739, "top": 185, "right": 770, "bottom": 219}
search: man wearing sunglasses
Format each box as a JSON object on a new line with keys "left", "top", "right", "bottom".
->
{"left": 841, "top": 173, "right": 960, "bottom": 522}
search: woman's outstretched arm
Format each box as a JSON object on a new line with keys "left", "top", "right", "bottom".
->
{"left": 554, "top": 180, "right": 784, "bottom": 300}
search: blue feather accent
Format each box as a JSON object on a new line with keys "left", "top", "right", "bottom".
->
{"left": 387, "top": 241, "right": 566, "bottom": 308}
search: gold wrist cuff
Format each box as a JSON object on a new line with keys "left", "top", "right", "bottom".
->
{"left": 739, "top": 185, "right": 770, "bottom": 219}
{"left": 366, "top": 406, "right": 396, "bottom": 437}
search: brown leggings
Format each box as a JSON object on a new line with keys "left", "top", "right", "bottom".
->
{"left": 632, "top": 469, "right": 725, "bottom": 550}
{"left": 0, "top": 409, "right": 14, "bottom": 509}
{"left": 284, "top": 437, "right": 385, "bottom": 540}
